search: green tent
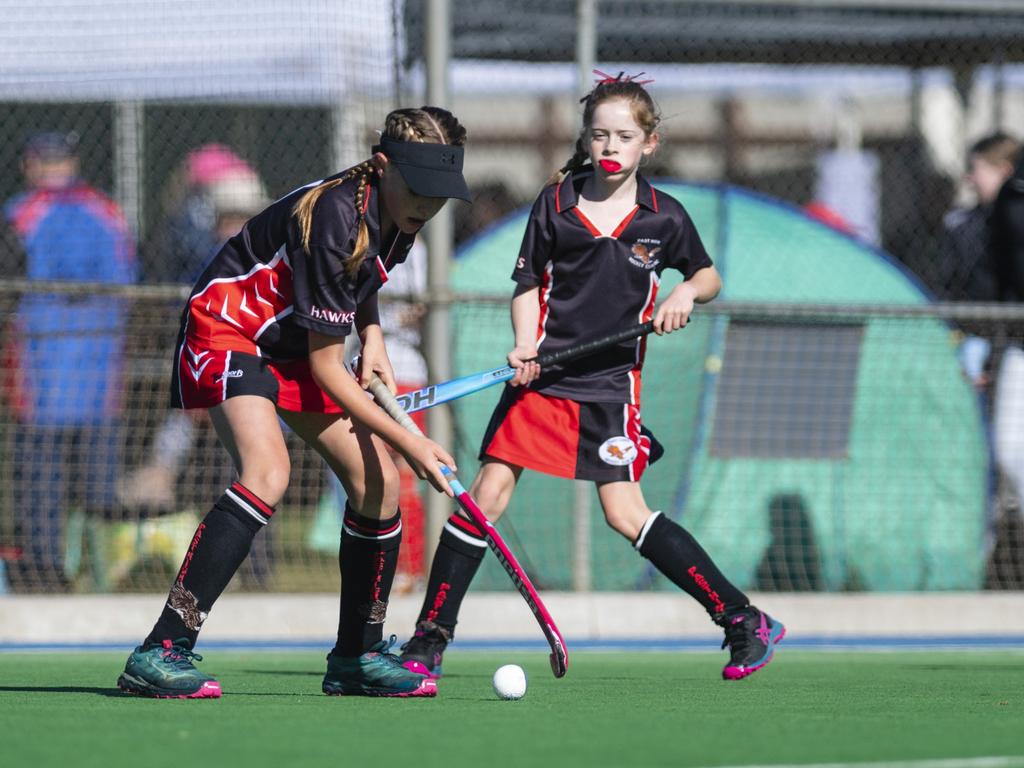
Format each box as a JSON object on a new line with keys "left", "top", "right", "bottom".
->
{"left": 450, "top": 182, "right": 986, "bottom": 592}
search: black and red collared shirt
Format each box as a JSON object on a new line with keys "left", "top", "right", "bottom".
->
{"left": 512, "top": 170, "right": 713, "bottom": 404}
{"left": 182, "top": 167, "right": 416, "bottom": 361}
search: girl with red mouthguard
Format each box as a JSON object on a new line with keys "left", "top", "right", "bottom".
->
{"left": 400, "top": 73, "right": 786, "bottom": 683}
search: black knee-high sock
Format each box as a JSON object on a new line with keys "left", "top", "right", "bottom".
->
{"left": 333, "top": 504, "right": 402, "bottom": 656}
{"left": 415, "top": 513, "right": 487, "bottom": 635}
{"left": 634, "top": 511, "right": 749, "bottom": 618}
{"left": 145, "top": 482, "right": 273, "bottom": 649}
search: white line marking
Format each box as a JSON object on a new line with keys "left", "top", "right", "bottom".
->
{"left": 697, "top": 758, "right": 1024, "bottom": 768}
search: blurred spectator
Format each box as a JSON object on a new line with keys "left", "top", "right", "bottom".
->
{"left": 2, "top": 131, "right": 137, "bottom": 591}
{"left": 936, "top": 133, "right": 1020, "bottom": 304}
{"left": 936, "top": 134, "right": 1021, "bottom": 391}
{"left": 990, "top": 148, "right": 1024, "bottom": 587}
{"left": 146, "top": 143, "right": 268, "bottom": 283}
{"left": 929, "top": 134, "right": 1021, "bottom": 570}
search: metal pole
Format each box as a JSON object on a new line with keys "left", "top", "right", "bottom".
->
{"left": 113, "top": 101, "right": 144, "bottom": 240}
{"left": 576, "top": 0, "right": 597, "bottom": 93}
{"left": 572, "top": 0, "right": 597, "bottom": 593}
{"left": 392, "top": 0, "right": 404, "bottom": 108}
{"left": 993, "top": 48, "right": 1006, "bottom": 130}
{"left": 424, "top": 0, "right": 455, "bottom": 562}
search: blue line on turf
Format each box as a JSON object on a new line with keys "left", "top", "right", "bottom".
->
{"left": 2, "top": 635, "right": 1024, "bottom": 652}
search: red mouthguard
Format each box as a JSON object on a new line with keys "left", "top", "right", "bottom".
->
{"left": 599, "top": 159, "right": 622, "bottom": 173}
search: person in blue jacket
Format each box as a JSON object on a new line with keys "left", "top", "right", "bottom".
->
{"left": 4, "top": 131, "right": 137, "bottom": 591}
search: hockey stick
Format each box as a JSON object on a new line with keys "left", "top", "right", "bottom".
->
{"left": 395, "top": 320, "right": 655, "bottom": 414}
{"left": 368, "top": 374, "right": 569, "bottom": 678}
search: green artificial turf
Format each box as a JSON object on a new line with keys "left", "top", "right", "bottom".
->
{"left": 1, "top": 650, "right": 1021, "bottom": 768}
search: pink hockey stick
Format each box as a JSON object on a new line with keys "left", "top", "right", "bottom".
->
{"left": 368, "top": 375, "right": 568, "bottom": 678}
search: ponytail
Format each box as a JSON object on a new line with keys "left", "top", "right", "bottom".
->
{"left": 547, "top": 137, "right": 591, "bottom": 187}
{"left": 293, "top": 159, "right": 376, "bottom": 277}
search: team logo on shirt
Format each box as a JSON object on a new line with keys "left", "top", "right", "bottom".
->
{"left": 599, "top": 436, "right": 638, "bottom": 466}
{"left": 629, "top": 239, "right": 662, "bottom": 270}
{"left": 310, "top": 305, "right": 356, "bottom": 325}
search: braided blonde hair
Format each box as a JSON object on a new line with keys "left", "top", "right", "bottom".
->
{"left": 547, "top": 77, "right": 661, "bottom": 187}
{"left": 294, "top": 107, "right": 467, "bottom": 277}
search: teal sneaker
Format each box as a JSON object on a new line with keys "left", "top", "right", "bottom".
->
{"left": 117, "top": 639, "right": 222, "bottom": 699}
{"left": 323, "top": 636, "right": 437, "bottom": 697}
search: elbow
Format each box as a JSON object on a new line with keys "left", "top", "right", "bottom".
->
{"left": 708, "top": 274, "right": 723, "bottom": 301}
{"left": 692, "top": 267, "right": 722, "bottom": 303}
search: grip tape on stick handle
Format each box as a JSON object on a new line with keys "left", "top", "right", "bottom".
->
{"left": 368, "top": 377, "right": 423, "bottom": 436}
{"left": 532, "top": 320, "right": 655, "bottom": 367}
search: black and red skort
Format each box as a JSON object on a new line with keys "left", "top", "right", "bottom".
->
{"left": 479, "top": 386, "right": 663, "bottom": 482}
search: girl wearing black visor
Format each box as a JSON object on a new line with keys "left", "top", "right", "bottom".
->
{"left": 117, "top": 107, "right": 469, "bottom": 700}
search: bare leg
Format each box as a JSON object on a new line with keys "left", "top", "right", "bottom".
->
{"left": 279, "top": 409, "right": 400, "bottom": 519}
{"left": 466, "top": 459, "right": 523, "bottom": 522}
{"left": 596, "top": 480, "right": 655, "bottom": 540}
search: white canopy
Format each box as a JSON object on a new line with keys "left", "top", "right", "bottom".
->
{"left": 0, "top": 0, "right": 395, "bottom": 103}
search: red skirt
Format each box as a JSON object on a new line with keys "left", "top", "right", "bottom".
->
{"left": 479, "top": 386, "right": 659, "bottom": 482}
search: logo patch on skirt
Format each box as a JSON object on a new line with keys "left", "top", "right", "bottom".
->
{"left": 599, "top": 436, "right": 638, "bottom": 466}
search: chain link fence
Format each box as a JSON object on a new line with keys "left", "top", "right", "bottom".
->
{"left": 2, "top": 287, "right": 1024, "bottom": 594}
{"left": 2, "top": 1, "right": 1023, "bottom": 594}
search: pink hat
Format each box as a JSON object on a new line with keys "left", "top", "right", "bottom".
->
{"left": 186, "top": 143, "right": 257, "bottom": 187}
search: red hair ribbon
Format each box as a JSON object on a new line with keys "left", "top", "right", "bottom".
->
{"left": 592, "top": 69, "right": 655, "bottom": 86}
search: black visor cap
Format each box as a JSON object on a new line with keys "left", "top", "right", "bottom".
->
{"left": 374, "top": 135, "right": 471, "bottom": 202}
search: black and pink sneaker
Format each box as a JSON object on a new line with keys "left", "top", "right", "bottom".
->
{"left": 399, "top": 621, "right": 451, "bottom": 679}
{"left": 715, "top": 606, "right": 786, "bottom": 681}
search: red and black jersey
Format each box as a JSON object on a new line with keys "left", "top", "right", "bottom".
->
{"left": 181, "top": 168, "right": 417, "bottom": 361}
{"left": 513, "top": 170, "right": 713, "bottom": 404}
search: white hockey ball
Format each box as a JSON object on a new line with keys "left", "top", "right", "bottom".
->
{"left": 492, "top": 664, "right": 527, "bottom": 700}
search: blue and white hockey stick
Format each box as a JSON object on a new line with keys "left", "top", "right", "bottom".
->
{"left": 395, "top": 320, "right": 655, "bottom": 414}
